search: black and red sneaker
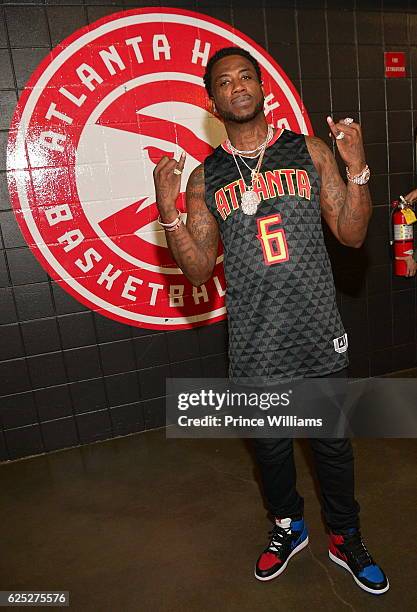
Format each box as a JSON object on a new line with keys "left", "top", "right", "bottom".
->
{"left": 329, "top": 528, "right": 389, "bottom": 595}
{"left": 255, "top": 517, "right": 309, "bottom": 581}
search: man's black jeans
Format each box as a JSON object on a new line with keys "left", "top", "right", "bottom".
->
{"left": 252, "top": 368, "right": 360, "bottom": 532}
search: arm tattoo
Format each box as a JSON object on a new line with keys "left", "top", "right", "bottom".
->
{"left": 307, "top": 136, "right": 372, "bottom": 247}
{"left": 164, "top": 164, "right": 219, "bottom": 285}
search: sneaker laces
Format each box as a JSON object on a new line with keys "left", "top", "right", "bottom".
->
{"left": 343, "top": 531, "right": 374, "bottom": 570}
{"left": 267, "top": 523, "right": 292, "bottom": 555}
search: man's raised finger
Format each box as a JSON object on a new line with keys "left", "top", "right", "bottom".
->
{"left": 327, "top": 116, "right": 351, "bottom": 140}
{"left": 154, "top": 155, "right": 172, "bottom": 175}
{"left": 159, "top": 158, "right": 179, "bottom": 176}
{"left": 326, "top": 116, "right": 342, "bottom": 138}
{"left": 176, "top": 150, "right": 186, "bottom": 173}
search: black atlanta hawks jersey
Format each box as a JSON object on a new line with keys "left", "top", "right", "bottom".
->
{"left": 203, "top": 128, "right": 348, "bottom": 385}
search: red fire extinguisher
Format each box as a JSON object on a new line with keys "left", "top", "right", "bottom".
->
{"left": 390, "top": 196, "right": 416, "bottom": 276}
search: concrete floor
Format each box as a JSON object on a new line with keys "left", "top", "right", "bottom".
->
{"left": 1, "top": 430, "right": 416, "bottom": 612}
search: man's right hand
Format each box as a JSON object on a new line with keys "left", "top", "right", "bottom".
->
{"left": 151, "top": 160, "right": 219, "bottom": 287}
{"left": 153, "top": 151, "right": 186, "bottom": 221}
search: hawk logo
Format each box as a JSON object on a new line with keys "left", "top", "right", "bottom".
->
{"left": 7, "top": 8, "right": 312, "bottom": 329}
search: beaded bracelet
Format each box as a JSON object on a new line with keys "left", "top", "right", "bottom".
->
{"left": 165, "top": 218, "right": 183, "bottom": 232}
{"left": 157, "top": 209, "right": 181, "bottom": 228}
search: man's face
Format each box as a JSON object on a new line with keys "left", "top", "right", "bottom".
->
{"left": 210, "top": 54, "right": 264, "bottom": 124}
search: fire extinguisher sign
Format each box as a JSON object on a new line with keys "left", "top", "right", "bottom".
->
{"left": 384, "top": 52, "right": 406, "bottom": 78}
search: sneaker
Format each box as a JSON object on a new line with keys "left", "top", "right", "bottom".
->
{"left": 254, "top": 517, "right": 309, "bottom": 581}
{"left": 328, "top": 528, "right": 389, "bottom": 595}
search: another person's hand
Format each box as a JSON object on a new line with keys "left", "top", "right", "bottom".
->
{"left": 397, "top": 255, "right": 417, "bottom": 277}
{"left": 405, "top": 255, "right": 417, "bottom": 277}
{"left": 404, "top": 188, "right": 417, "bottom": 205}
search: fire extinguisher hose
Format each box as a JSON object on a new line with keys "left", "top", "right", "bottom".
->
{"left": 389, "top": 206, "right": 395, "bottom": 247}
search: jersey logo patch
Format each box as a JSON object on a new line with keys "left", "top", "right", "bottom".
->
{"left": 333, "top": 333, "right": 348, "bottom": 354}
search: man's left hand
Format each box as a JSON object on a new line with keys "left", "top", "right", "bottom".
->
{"left": 327, "top": 116, "right": 366, "bottom": 175}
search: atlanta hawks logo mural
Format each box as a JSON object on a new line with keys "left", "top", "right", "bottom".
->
{"left": 7, "top": 8, "right": 312, "bottom": 329}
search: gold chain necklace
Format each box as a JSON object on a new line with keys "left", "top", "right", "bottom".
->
{"left": 230, "top": 127, "right": 272, "bottom": 215}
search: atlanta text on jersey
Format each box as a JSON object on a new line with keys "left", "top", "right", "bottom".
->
{"left": 215, "top": 168, "right": 312, "bottom": 220}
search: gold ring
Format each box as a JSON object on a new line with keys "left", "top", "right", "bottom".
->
{"left": 336, "top": 131, "right": 345, "bottom": 140}
{"left": 173, "top": 168, "right": 182, "bottom": 175}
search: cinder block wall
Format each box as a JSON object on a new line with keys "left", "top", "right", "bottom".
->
{"left": 1, "top": 0, "right": 416, "bottom": 460}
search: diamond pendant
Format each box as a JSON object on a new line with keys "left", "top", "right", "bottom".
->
{"left": 241, "top": 189, "right": 260, "bottom": 215}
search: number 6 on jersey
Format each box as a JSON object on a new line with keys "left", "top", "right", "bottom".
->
{"left": 256, "top": 213, "right": 290, "bottom": 265}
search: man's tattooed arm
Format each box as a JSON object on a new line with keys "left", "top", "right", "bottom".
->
{"left": 306, "top": 136, "right": 372, "bottom": 248}
{"left": 164, "top": 164, "right": 219, "bottom": 286}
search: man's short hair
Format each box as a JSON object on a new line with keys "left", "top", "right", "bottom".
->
{"left": 203, "top": 47, "right": 262, "bottom": 98}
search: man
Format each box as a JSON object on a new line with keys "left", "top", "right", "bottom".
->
{"left": 153, "top": 47, "right": 388, "bottom": 595}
